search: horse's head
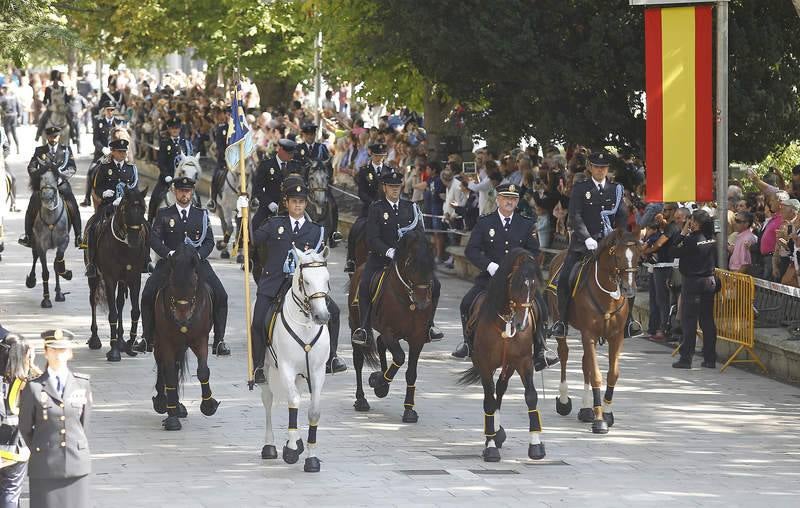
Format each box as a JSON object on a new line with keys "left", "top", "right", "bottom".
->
{"left": 176, "top": 155, "right": 201, "bottom": 181}
{"left": 167, "top": 243, "right": 202, "bottom": 325}
{"left": 597, "top": 228, "right": 642, "bottom": 298}
{"left": 292, "top": 246, "right": 331, "bottom": 325}
{"left": 395, "top": 229, "right": 435, "bottom": 311}
{"left": 307, "top": 161, "right": 329, "bottom": 206}
{"left": 39, "top": 171, "right": 59, "bottom": 210}
{"left": 485, "top": 248, "right": 540, "bottom": 337}
{"left": 119, "top": 186, "right": 149, "bottom": 248}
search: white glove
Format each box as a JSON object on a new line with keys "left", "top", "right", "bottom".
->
{"left": 268, "top": 202, "right": 279, "bottom": 213}
{"left": 236, "top": 196, "right": 249, "bottom": 211}
{"left": 585, "top": 237, "right": 598, "bottom": 251}
{"left": 386, "top": 248, "right": 396, "bottom": 259}
{"left": 112, "top": 196, "right": 122, "bottom": 207}
{"left": 102, "top": 189, "right": 115, "bottom": 199}
{"left": 168, "top": 250, "right": 175, "bottom": 258}
{"left": 487, "top": 262, "right": 499, "bottom": 276}
{"left": 101, "top": 147, "right": 111, "bottom": 156}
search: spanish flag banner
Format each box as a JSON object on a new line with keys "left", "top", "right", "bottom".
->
{"left": 645, "top": 5, "right": 713, "bottom": 203}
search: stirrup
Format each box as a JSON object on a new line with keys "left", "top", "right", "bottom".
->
{"left": 351, "top": 328, "right": 368, "bottom": 346}
{"left": 550, "top": 321, "right": 567, "bottom": 337}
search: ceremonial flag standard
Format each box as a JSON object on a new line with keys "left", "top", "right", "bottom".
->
{"left": 224, "top": 82, "right": 256, "bottom": 171}
{"left": 645, "top": 5, "right": 713, "bottom": 202}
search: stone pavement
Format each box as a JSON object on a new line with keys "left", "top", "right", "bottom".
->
{"left": 1, "top": 127, "right": 799, "bottom": 507}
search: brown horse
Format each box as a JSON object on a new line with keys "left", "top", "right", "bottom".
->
{"left": 545, "top": 228, "right": 642, "bottom": 434}
{"left": 458, "top": 249, "right": 546, "bottom": 462}
{"left": 348, "top": 229, "right": 436, "bottom": 423}
{"left": 86, "top": 186, "right": 149, "bottom": 362}
{"left": 151, "top": 243, "right": 220, "bottom": 431}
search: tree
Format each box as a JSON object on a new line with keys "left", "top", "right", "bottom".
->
{"left": 0, "top": 0, "right": 83, "bottom": 66}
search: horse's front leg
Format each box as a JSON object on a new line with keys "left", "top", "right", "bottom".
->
{"left": 25, "top": 251, "right": 38, "bottom": 289}
{"left": 280, "top": 368, "right": 304, "bottom": 465}
{"left": 127, "top": 275, "right": 142, "bottom": 350}
{"left": 191, "top": 337, "right": 219, "bottom": 417}
{"left": 370, "top": 338, "right": 403, "bottom": 399}
{"left": 603, "top": 334, "right": 624, "bottom": 429}
{"left": 259, "top": 368, "right": 277, "bottom": 459}
{"left": 161, "top": 349, "right": 182, "bottom": 431}
{"left": 555, "top": 337, "right": 572, "bottom": 415}
{"left": 54, "top": 247, "right": 68, "bottom": 302}
{"left": 401, "top": 342, "right": 422, "bottom": 424}
{"left": 105, "top": 279, "right": 122, "bottom": 362}
{"left": 578, "top": 342, "right": 594, "bottom": 423}
{"left": 519, "top": 358, "right": 546, "bottom": 460}
{"left": 481, "top": 374, "right": 500, "bottom": 462}
{"left": 583, "top": 334, "right": 607, "bottom": 434}
{"left": 88, "top": 276, "right": 101, "bottom": 349}
{"left": 303, "top": 353, "right": 327, "bottom": 473}
{"left": 353, "top": 347, "right": 370, "bottom": 412}
{"left": 39, "top": 250, "right": 52, "bottom": 308}
{"left": 152, "top": 364, "right": 167, "bottom": 414}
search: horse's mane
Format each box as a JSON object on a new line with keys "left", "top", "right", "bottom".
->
{"left": 594, "top": 229, "right": 639, "bottom": 261}
{"left": 480, "top": 248, "right": 539, "bottom": 322}
{"left": 169, "top": 243, "right": 207, "bottom": 288}
{"left": 395, "top": 229, "right": 434, "bottom": 280}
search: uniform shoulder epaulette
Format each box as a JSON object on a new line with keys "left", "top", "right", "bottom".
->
{"left": 72, "top": 372, "right": 91, "bottom": 381}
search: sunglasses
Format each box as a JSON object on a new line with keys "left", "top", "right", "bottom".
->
{"left": 734, "top": 219, "right": 748, "bottom": 224}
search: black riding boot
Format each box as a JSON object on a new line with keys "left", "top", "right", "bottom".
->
{"left": 82, "top": 166, "right": 95, "bottom": 206}
{"left": 452, "top": 309, "right": 473, "bottom": 359}
{"left": 551, "top": 260, "right": 574, "bottom": 337}
{"left": 18, "top": 196, "right": 38, "bottom": 248}
{"left": 84, "top": 215, "right": 98, "bottom": 278}
{"left": 351, "top": 278, "right": 373, "bottom": 347}
{"left": 62, "top": 190, "right": 82, "bottom": 246}
{"left": 344, "top": 232, "right": 356, "bottom": 273}
{"left": 326, "top": 298, "right": 347, "bottom": 373}
{"left": 428, "top": 279, "right": 443, "bottom": 341}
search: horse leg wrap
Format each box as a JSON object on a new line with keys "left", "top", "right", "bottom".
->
{"left": 603, "top": 386, "right": 614, "bottom": 412}
{"left": 383, "top": 361, "right": 401, "bottom": 383}
{"left": 288, "top": 407, "right": 298, "bottom": 431}
{"left": 55, "top": 257, "right": 66, "bottom": 275}
{"left": 165, "top": 386, "right": 179, "bottom": 415}
{"left": 200, "top": 380, "right": 212, "bottom": 400}
{"left": 528, "top": 409, "right": 543, "bottom": 433}
{"left": 307, "top": 425, "right": 318, "bottom": 445}
{"left": 403, "top": 385, "right": 416, "bottom": 408}
{"left": 484, "top": 412, "right": 496, "bottom": 438}
{"left": 592, "top": 387, "right": 603, "bottom": 419}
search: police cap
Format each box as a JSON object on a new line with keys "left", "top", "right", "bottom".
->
{"left": 588, "top": 151, "right": 613, "bottom": 167}
{"left": 496, "top": 183, "right": 521, "bottom": 197}
{"left": 109, "top": 139, "right": 129, "bottom": 151}
{"left": 174, "top": 176, "right": 196, "bottom": 189}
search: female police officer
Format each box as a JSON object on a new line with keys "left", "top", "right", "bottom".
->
{"left": 19, "top": 329, "right": 92, "bottom": 508}
{"left": 669, "top": 210, "right": 718, "bottom": 369}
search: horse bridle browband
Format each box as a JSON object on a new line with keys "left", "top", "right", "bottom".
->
{"left": 291, "top": 261, "right": 329, "bottom": 317}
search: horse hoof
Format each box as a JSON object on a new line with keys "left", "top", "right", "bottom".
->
{"left": 55, "top": 293, "right": 65, "bottom": 302}
{"left": 592, "top": 419, "right": 609, "bottom": 434}
{"left": 368, "top": 371, "right": 381, "bottom": 388}
{"left": 304, "top": 456, "right": 321, "bottom": 473}
{"left": 528, "top": 442, "right": 546, "bottom": 460}
{"left": 152, "top": 395, "right": 167, "bottom": 414}
{"left": 482, "top": 446, "right": 501, "bottom": 463}
{"left": 604, "top": 412, "right": 614, "bottom": 428}
{"left": 494, "top": 426, "right": 507, "bottom": 449}
{"left": 123, "top": 341, "right": 138, "bottom": 357}
{"left": 162, "top": 416, "right": 182, "bottom": 431}
{"left": 40, "top": 299, "right": 52, "bottom": 309}
{"left": 25, "top": 275, "right": 36, "bottom": 288}
{"left": 220, "top": 250, "right": 230, "bottom": 259}
{"left": 261, "top": 445, "right": 278, "bottom": 460}
{"left": 556, "top": 397, "right": 572, "bottom": 416}
{"left": 236, "top": 253, "right": 244, "bottom": 264}
{"left": 62, "top": 270, "right": 73, "bottom": 281}
{"left": 577, "top": 408, "right": 594, "bottom": 423}
{"left": 353, "top": 398, "right": 370, "bottom": 412}
{"left": 373, "top": 380, "right": 389, "bottom": 399}
{"left": 282, "top": 443, "right": 300, "bottom": 465}
{"left": 200, "top": 398, "right": 220, "bottom": 416}
{"left": 87, "top": 335, "right": 101, "bottom": 350}
{"left": 215, "top": 240, "right": 226, "bottom": 252}
{"left": 177, "top": 403, "right": 188, "bottom": 418}
{"left": 106, "top": 348, "right": 121, "bottom": 362}
{"left": 402, "top": 408, "right": 418, "bottom": 423}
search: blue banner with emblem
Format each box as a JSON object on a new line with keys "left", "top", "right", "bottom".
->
{"left": 224, "top": 81, "right": 256, "bottom": 171}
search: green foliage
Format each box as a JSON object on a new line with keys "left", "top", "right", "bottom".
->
{"left": 755, "top": 141, "right": 800, "bottom": 184}
{"left": 0, "top": 0, "right": 85, "bottom": 65}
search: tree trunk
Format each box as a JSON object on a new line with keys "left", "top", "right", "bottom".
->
{"left": 66, "top": 47, "right": 77, "bottom": 76}
{"left": 422, "top": 82, "right": 452, "bottom": 162}
{"left": 252, "top": 77, "right": 297, "bottom": 111}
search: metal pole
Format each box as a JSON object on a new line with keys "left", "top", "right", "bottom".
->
{"left": 97, "top": 58, "right": 103, "bottom": 94}
{"left": 314, "top": 31, "right": 322, "bottom": 139}
{"left": 715, "top": 0, "right": 729, "bottom": 268}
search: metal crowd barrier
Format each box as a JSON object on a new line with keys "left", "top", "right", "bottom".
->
{"left": 713, "top": 269, "right": 767, "bottom": 373}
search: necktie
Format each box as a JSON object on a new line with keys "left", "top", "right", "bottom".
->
{"left": 392, "top": 204, "right": 398, "bottom": 214}
{"left": 293, "top": 220, "right": 300, "bottom": 234}
{"left": 279, "top": 161, "right": 285, "bottom": 173}
{"left": 598, "top": 183, "right": 604, "bottom": 193}
{"left": 504, "top": 217, "right": 511, "bottom": 231}
{"left": 56, "top": 376, "right": 63, "bottom": 397}
{"left": 181, "top": 209, "right": 188, "bottom": 222}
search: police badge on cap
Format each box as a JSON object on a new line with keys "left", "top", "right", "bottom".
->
{"left": 109, "top": 139, "right": 129, "bottom": 151}
{"left": 496, "top": 183, "right": 520, "bottom": 197}
{"left": 44, "top": 126, "right": 61, "bottom": 136}
{"left": 174, "top": 176, "right": 196, "bottom": 189}
{"left": 588, "top": 151, "right": 613, "bottom": 166}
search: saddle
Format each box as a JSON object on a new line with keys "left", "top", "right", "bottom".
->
{"left": 465, "top": 291, "right": 487, "bottom": 339}
{"left": 546, "top": 254, "right": 592, "bottom": 297}
{"left": 265, "top": 278, "right": 293, "bottom": 347}
{"left": 350, "top": 268, "right": 388, "bottom": 308}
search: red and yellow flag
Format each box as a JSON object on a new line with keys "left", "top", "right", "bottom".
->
{"left": 645, "top": 5, "right": 713, "bottom": 203}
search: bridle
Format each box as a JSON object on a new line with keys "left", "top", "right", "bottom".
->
{"left": 498, "top": 261, "right": 536, "bottom": 339}
{"left": 586, "top": 240, "right": 639, "bottom": 341}
{"left": 111, "top": 195, "right": 147, "bottom": 246}
{"left": 291, "top": 261, "right": 329, "bottom": 318}
{"left": 393, "top": 257, "right": 432, "bottom": 311}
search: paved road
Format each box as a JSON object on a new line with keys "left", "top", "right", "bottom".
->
{"left": 2, "top": 127, "right": 799, "bottom": 507}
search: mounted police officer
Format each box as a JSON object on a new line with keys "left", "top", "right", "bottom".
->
{"left": 19, "top": 329, "right": 92, "bottom": 508}
{"left": 140, "top": 176, "right": 230, "bottom": 356}
{"left": 252, "top": 138, "right": 296, "bottom": 230}
{"left": 148, "top": 118, "right": 193, "bottom": 222}
{"left": 296, "top": 122, "right": 330, "bottom": 166}
{"left": 296, "top": 122, "right": 342, "bottom": 246}
{"left": 550, "top": 151, "right": 628, "bottom": 338}
{"left": 351, "top": 167, "right": 443, "bottom": 347}
{"left": 344, "top": 142, "right": 385, "bottom": 273}
{"left": 83, "top": 138, "right": 139, "bottom": 278}
{"left": 450, "top": 184, "right": 559, "bottom": 370}
{"left": 207, "top": 104, "right": 229, "bottom": 211}
{"left": 18, "top": 126, "right": 82, "bottom": 249}
{"left": 82, "top": 99, "right": 125, "bottom": 207}
{"left": 249, "top": 176, "right": 347, "bottom": 385}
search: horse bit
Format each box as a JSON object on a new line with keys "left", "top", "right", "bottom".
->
{"left": 291, "top": 261, "right": 329, "bottom": 318}
{"left": 394, "top": 259, "right": 431, "bottom": 311}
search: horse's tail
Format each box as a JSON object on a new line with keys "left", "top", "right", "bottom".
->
{"left": 355, "top": 340, "right": 380, "bottom": 370}
{"left": 176, "top": 345, "right": 189, "bottom": 384}
{"left": 92, "top": 275, "right": 108, "bottom": 312}
{"left": 457, "top": 365, "right": 483, "bottom": 386}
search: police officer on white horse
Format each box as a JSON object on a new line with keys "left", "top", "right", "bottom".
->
{"left": 140, "top": 176, "right": 230, "bottom": 356}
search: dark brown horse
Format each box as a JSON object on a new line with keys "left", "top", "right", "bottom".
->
{"left": 87, "top": 186, "right": 149, "bottom": 362}
{"left": 545, "top": 229, "right": 642, "bottom": 434}
{"left": 151, "top": 243, "right": 220, "bottom": 431}
{"left": 458, "top": 249, "right": 546, "bottom": 462}
{"left": 348, "top": 229, "right": 435, "bottom": 423}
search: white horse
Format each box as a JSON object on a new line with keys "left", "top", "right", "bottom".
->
{"left": 214, "top": 158, "right": 252, "bottom": 262}
{"left": 163, "top": 155, "right": 202, "bottom": 208}
{"left": 260, "top": 247, "right": 331, "bottom": 473}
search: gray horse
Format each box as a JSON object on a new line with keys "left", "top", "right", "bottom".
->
{"left": 25, "top": 170, "right": 72, "bottom": 307}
